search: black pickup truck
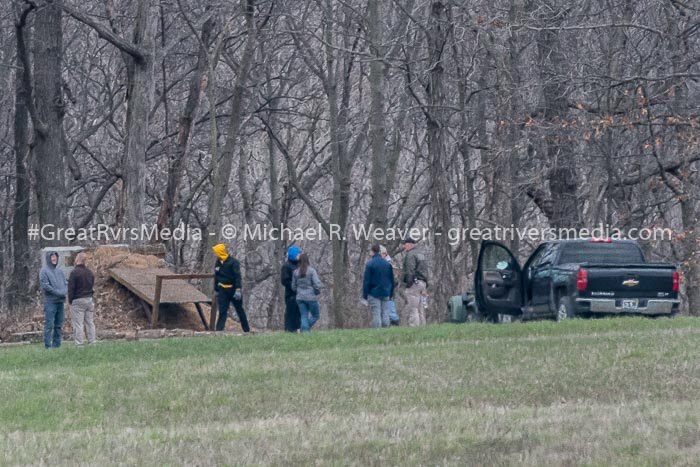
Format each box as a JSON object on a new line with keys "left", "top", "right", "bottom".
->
{"left": 472, "top": 239, "right": 680, "bottom": 321}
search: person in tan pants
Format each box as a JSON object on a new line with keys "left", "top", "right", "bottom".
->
{"left": 404, "top": 278, "right": 427, "bottom": 326}
{"left": 401, "top": 239, "right": 429, "bottom": 326}
{"left": 68, "top": 252, "right": 96, "bottom": 345}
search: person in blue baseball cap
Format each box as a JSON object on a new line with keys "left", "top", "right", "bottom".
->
{"left": 280, "top": 245, "right": 302, "bottom": 332}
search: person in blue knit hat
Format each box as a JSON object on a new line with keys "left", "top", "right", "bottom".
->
{"left": 280, "top": 245, "right": 302, "bottom": 332}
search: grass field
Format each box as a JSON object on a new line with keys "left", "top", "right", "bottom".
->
{"left": 1, "top": 317, "right": 699, "bottom": 466}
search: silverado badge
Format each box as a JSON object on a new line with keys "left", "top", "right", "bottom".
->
{"left": 622, "top": 279, "right": 639, "bottom": 287}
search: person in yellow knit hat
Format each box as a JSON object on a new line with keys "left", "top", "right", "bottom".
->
{"left": 212, "top": 243, "right": 250, "bottom": 332}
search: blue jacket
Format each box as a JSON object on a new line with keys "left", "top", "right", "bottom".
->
{"left": 363, "top": 254, "right": 395, "bottom": 300}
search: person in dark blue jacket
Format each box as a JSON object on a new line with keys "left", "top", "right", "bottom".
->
{"left": 362, "top": 243, "right": 396, "bottom": 328}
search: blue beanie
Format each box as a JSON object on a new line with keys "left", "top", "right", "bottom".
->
{"left": 287, "top": 245, "right": 302, "bottom": 261}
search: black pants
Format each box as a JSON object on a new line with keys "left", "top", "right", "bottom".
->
{"left": 216, "top": 290, "right": 250, "bottom": 332}
{"left": 284, "top": 295, "right": 300, "bottom": 332}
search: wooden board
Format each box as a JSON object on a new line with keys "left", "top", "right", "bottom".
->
{"left": 109, "top": 268, "right": 211, "bottom": 305}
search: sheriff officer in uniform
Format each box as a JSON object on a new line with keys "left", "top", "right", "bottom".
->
{"left": 212, "top": 243, "right": 250, "bottom": 333}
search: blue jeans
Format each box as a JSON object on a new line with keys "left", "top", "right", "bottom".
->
{"left": 368, "top": 296, "right": 391, "bottom": 328}
{"left": 297, "top": 300, "right": 320, "bottom": 332}
{"left": 387, "top": 299, "right": 399, "bottom": 323}
{"left": 44, "top": 302, "right": 64, "bottom": 348}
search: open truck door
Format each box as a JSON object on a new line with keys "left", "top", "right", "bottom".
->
{"left": 475, "top": 241, "right": 523, "bottom": 318}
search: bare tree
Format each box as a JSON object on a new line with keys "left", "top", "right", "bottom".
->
{"left": 17, "top": 0, "right": 68, "bottom": 238}
{"left": 9, "top": 1, "right": 33, "bottom": 307}
{"left": 156, "top": 8, "right": 216, "bottom": 236}
{"left": 61, "top": 0, "right": 157, "bottom": 229}
{"left": 204, "top": 0, "right": 260, "bottom": 254}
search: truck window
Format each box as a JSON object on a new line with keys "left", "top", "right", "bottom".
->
{"left": 482, "top": 244, "right": 516, "bottom": 271}
{"left": 540, "top": 243, "right": 559, "bottom": 265}
{"left": 528, "top": 246, "right": 547, "bottom": 268}
{"left": 558, "top": 242, "right": 644, "bottom": 264}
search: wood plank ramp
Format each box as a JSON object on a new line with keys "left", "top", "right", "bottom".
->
{"left": 109, "top": 267, "right": 215, "bottom": 329}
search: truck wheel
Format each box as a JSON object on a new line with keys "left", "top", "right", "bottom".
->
{"left": 556, "top": 296, "right": 575, "bottom": 322}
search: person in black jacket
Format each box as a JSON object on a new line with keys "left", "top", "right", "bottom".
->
{"left": 280, "top": 245, "right": 302, "bottom": 332}
{"left": 68, "top": 252, "right": 96, "bottom": 345}
{"left": 212, "top": 243, "right": 250, "bottom": 332}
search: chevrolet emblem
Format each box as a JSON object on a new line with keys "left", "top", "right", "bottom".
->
{"left": 622, "top": 279, "right": 639, "bottom": 287}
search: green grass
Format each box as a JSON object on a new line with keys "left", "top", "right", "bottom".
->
{"left": 1, "top": 317, "right": 699, "bottom": 466}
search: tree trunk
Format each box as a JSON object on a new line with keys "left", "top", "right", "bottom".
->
{"left": 156, "top": 16, "right": 215, "bottom": 235}
{"left": 665, "top": 4, "right": 699, "bottom": 315}
{"left": 263, "top": 58, "right": 286, "bottom": 329}
{"left": 265, "top": 105, "right": 284, "bottom": 330}
{"left": 10, "top": 4, "right": 33, "bottom": 309}
{"left": 367, "top": 0, "right": 389, "bottom": 230}
{"left": 425, "top": 1, "right": 456, "bottom": 321}
{"left": 326, "top": 72, "right": 351, "bottom": 329}
{"left": 458, "top": 71, "right": 487, "bottom": 275}
{"left": 324, "top": 0, "right": 359, "bottom": 329}
{"left": 536, "top": 11, "right": 581, "bottom": 230}
{"left": 506, "top": 10, "right": 523, "bottom": 254}
{"left": 117, "top": 0, "right": 156, "bottom": 230}
{"left": 32, "top": 2, "right": 67, "bottom": 239}
{"left": 680, "top": 198, "right": 699, "bottom": 315}
{"left": 205, "top": 0, "right": 257, "bottom": 253}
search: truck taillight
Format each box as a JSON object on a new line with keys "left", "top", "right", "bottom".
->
{"left": 577, "top": 268, "right": 588, "bottom": 292}
{"left": 672, "top": 271, "right": 679, "bottom": 292}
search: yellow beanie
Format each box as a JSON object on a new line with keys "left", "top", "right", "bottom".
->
{"left": 212, "top": 243, "right": 229, "bottom": 261}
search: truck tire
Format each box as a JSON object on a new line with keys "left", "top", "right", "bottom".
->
{"left": 556, "top": 295, "right": 576, "bottom": 321}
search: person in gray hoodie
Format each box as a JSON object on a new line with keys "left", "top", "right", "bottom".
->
{"left": 291, "top": 253, "right": 322, "bottom": 332}
{"left": 40, "top": 251, "right": 68, "bottom": 348}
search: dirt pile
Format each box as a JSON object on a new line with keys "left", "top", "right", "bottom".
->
{"left": 86, "top": 245, "right": 165, "bottom": 331}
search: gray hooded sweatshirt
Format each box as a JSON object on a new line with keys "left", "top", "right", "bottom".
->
{"left": 292, "top": 266, "right": 322, "bottom": 302}
{"left": 40, "top": 251, "right": 67, "bottom": 304}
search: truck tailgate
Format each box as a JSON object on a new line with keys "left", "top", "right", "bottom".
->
{"left": 581, "top": 264, "right": 676, "bottom": 299}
